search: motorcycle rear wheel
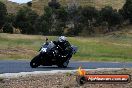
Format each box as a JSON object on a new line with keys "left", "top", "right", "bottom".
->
{"left": 57, "top": 60, "right": 69, "bottom": 68}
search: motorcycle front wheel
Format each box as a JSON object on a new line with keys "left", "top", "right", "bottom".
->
{"left": 30, "top": 55, "right": 40, "bottom": 68}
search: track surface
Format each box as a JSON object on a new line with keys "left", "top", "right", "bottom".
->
{"left": 0, "top": 60, "right": 132, "bottom": 73}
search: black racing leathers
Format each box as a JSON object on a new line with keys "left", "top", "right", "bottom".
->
{"left": 53, "top": 41, "right": 72, "bottom": 58}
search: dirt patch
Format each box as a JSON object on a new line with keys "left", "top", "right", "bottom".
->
{"left": 0, "top": 33, "right": 43, "bottom": 40}
{"left": 1, "top": 69, "right": 132, "bottom": 88}
{"left": 0, "top": 47, "right": 37, "bottom": 58}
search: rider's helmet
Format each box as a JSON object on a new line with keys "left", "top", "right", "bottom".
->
{"left": 58, "top": 36, "right": 67, "bottom": 42}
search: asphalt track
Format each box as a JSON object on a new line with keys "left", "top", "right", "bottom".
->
{"left": 0, "top": 60, "right": 132, "bottom": 74}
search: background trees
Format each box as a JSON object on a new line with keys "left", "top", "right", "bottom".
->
{"left": 2, "top": 23, "right": 13, "bottom": 33}
{"left": 27, "top": 1, "right": 32, "bottom": 7}
{"left": 34, "top": 7, "right": 52, "bottom": 35}
{"left": 80, "top": 6, "right": 99, "bottom": 35}
{"left": 100, "top": 6, "right": 123, "bottom": 32}
{"left": 0, "top": 0, "right": 131, "bottom": 36}
{"left": 0, "top": 1, "right": 7, "bottom": 29}
{"left": 120, "top": 0, "right": 132, "bottom": 23}
{"left": 48, "top": 0, "right": 60, "bottom": 9}
{"left": 14, "top": 6, "right": 38, "bottom": 34}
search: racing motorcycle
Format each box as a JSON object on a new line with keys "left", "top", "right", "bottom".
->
{"left": 30, "top": 39, "right": 77, "bottom": 68}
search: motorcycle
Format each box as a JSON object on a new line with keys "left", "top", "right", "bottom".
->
{"left": 30, "top": 39, "right": 78, "bottom": 68}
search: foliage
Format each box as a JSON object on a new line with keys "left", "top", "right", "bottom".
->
{"left": 14, "top": 6, "right": 38, "bottom": 34}
{"left": 80, "top": 6, "right": 99, "bottom": 35}
{"left": 3, "top": 23, "right": 13, "bottom": 33}
{"left": 0, "top": 1, "right": 127, "bottom": 36}
{"left": 6, "top": 13, "right": 16, "bottom": 23}
{"left": 27, "top": 1, "right": 32, "bottom": 7}
{"left": 66, "top": 5, "right": 82, "bottom": 36}
{"left": 0, "top": 1, "right": 7, "bottom": 29}
{"left": 100, "top": 6, "right": 123, "bottom": 32}
{"left": 48, "top": 0, "right": 60, "bottom": 9}
{"left": 35, "top": 6, "right": 68, "bottom": 35}
{"left": 120, "top": 0, "right": 132, "bottom": 23}
{"left": 34, "top": 6, "right": 52, "bottom": 35}
{"left": 53, "top": 7, "right": 68, "bottom": 35}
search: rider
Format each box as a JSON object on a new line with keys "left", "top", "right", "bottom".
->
{"left": 53, "top": 36, "right": 72, "bottom": 58}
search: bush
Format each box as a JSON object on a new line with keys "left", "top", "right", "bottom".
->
{"left": 14, "top": 6, "right": 38, "bottom": 34}
{"left": 27, "top": 1, "right": 32, "bottom": 7}
{"left": 81, "top": 6, "right": 99, "bottom": 22}
{"left": 0, "top": 1, "right": 7, "bottom": 29}
{"left": 34, "top": 6, "right": 53, "bottom": 35}
{"left": 48, "top": 0, "right": 60, "bottom": 9}
{"left": 3, "top": 23, "right": 13, "bottom": 33}
{"left": 100, "top": 6, "right": 123, "bottom": 32}
{"left": 79, "top": 6, "right": 99, "bottom": 35}
{"left": 5, "top": 1, "right": 124, "bottom": 36}
{"left": 6, "top": 14, "right": 15, "bottom": 23}
{"left": 120, "top": 0, "right": 132, "bottom": 23}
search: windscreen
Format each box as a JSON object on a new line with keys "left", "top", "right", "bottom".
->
{"left": 47, "top": 41, "right": 55, "bottom": 50}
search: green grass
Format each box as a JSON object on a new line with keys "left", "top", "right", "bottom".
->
{"left": 69, "top": 35, "right": 132, "bottom": 62}
{"left": 0, "top": 33, "right": 132, "bottom": 62}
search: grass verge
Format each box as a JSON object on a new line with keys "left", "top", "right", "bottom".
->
{"left": 0, "top": 33, "right": 132, "bottom": 62}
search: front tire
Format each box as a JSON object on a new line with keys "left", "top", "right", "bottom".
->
{"left": 30, "top": 55, "right": 40, "bottom": 68}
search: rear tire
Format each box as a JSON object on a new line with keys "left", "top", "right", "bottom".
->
{"left": 57, "top": 60, "right": 69, "bottom": 68}
{"left": 30, "top": 55, "right": 40, "bottom": 68}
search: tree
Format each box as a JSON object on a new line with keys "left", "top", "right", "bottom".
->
{"left": 36, "top": 6, "right": 68, "bottom": 35}
{"left": 79, "top": 6, "right": 99, "bottom": 35}
{"left": 3, "top": 23, "right": 13, "bottom": 33}
{"left": 14, "top": 6, "right": 38, "bottom": 34}
{"left": 66, "top": 3, "right": 81, "bottom": 36}
{"left": 48, "top": 0, "right": 60, "bottom": 9}
{"left": 34, "top": 7, "right": 53, "bottom": 35}
{"left": 53, "top": 7, "right": 68, "bottom": 35}
{"left": 81, "top": 6, "right": 99, "bottom": 22}
{"left": 0, "top": 1, "right": 7, "bottom": 29}
{"left": 34, "top": 15, "right": 51, "bottom": 35}
{"left": 27, "top": 1, "right": 32, "bottom": 7}
{"left": 6, "top": 14, "right": 15, "bottom": 23}
{"left": 120, "top": 0, "right": 132, "bottom": 23}
{"left": 100, "top": 6, "right": 123, "bottom": 32}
